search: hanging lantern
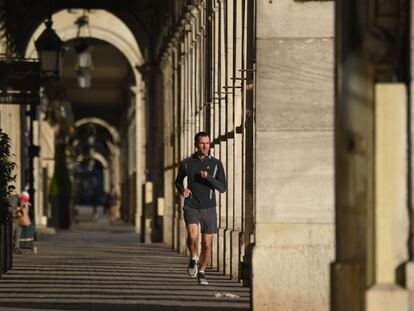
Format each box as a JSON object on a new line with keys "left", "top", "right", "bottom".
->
{"left": 34, "top": 19, "right": 64, "bottom": 79}
{"left": 75, "top": 38, "right": 92, "bottom": 68}
{"left": 74, "top": 14, "right": 93, "bottom": 88}
{"left": 77, "top": 67, "right": 92, "bottom": 88}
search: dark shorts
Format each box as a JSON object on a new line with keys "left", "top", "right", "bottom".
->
{"left": 183, "top": 206, "right": 217, "bottom": 234}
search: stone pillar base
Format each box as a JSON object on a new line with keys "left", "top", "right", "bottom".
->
{"left": 366, "top": 284, "right": 409, "bottom": 311}
{"left": 241, "top": 239, "right": 253, "bottom": 287}
{"left": 225, "top": 229, "right": 232, "bottom": 275}
{"left": 173, "top": 212, "right": 179, "bottom": 251}
{"left": 330, "top": 261, "right": 362, "bottom": 311}
{"left": 252, "top": 223, "right": 333, "bottom": 311}
{"left": 212, "top": 231, "right": 218, "bottom": 269}
{"left": 231, "top": 230, "right": 241, "bottom": 279}
{"left": 218, "top": 227, "right": 226, "bottom": 271}
{"left": 162, "top": 214, "right": 173, "bottom": 246}
{"left": 404, "top": 261, "right": 414, "bottom": 309}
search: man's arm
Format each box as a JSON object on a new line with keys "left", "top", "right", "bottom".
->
{"left": 205, "top": 161, "right": 226, "bottom": 193}
{"left": 175, "top": 161, "right": 186, "bottom": 195}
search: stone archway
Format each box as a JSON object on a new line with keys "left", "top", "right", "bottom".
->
{"left": 75, "top": 117, "right": 120, "bottom": 144}
{"left": 76, "top": 152, "right": 109, "bottom": 193}
{"left": 74, "top": 119, "right": 120, "bottom": 197}
{"left": 27, "top": 9, "right": 147, "bottom": 234}
{"left": 25, "top": 10, "right": 144, "bottom": 82}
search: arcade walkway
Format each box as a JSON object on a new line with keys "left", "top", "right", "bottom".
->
{"left": 0, "top": 209, "right": 250, "bottom": 311}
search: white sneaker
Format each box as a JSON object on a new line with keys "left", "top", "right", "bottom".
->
{"left": 197, "top": 272, "right": 208, "bottom": 285}
{"left": 188, "top": 257, "right": 198, "bottom": 277}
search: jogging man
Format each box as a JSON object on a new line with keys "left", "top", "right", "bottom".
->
{"left": 175, "top": 131, "right": 226, "bottom": 285}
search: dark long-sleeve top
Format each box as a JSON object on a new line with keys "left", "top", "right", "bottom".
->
{"left": 175, "top": 153, "right": 226, "bottom": 209}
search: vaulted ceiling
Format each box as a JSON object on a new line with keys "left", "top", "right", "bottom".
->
{"left": 0, "top": 0, "right": 163, "bottom": 60}
{"left": 0, "top": 0, "right": 160, "bottom": 126}
{"left": 0, "top": 0, "right": 191, "bottom": 141}
{"left": 61, "top": 39, "right": 132, "bottom": 124}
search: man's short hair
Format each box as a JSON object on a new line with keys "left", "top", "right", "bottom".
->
{"left": 194, "top": 131, "right": 210, "bottom": 144}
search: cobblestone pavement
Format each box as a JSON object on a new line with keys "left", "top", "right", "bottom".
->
{"left": 0, "top": 208, "right": 250, "bottom": 311}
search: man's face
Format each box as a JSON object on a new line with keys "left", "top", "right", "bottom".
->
{"left": 196, "top": 136, "right": 210, "bottom": 156}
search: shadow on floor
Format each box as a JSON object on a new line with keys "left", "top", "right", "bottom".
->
{"left": 0, "top": 215, "right": 251, "bottom": 311}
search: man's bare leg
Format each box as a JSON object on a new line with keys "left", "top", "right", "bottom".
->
{"left": 199, "top": 234, "right": 213, "bottom": 271}
{"left": 197, "top": 234, "right": 212, "bottom": 285}
{"left": 186, "top": 224, "right": 199, "bottom": 277}
{"left": 186, "top": 224, "right": 199, "bottom": 257}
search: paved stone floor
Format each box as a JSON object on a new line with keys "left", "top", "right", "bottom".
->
{"left": 0, "top": 208, "right": 250, "bottom": 311}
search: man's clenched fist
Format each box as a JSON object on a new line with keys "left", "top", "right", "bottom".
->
{"left": 183, "top": 188, "right": 192, "bottom": 198}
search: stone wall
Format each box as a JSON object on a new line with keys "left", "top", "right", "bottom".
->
{"left": 253, "top": 0, "right": 334, "bottom": 310}
{"left": 34, "top": 117, "right": 55, "bottom": 227}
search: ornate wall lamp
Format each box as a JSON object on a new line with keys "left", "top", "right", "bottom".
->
{"left": 35, "top": 18, "right": 72, "bottom": 229}
{"left": 34, "top": 17, "right": 64, "bottom": 80}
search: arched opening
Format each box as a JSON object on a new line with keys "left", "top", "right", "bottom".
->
{"left": 74, "top": 117, "right": 120, "bottom": 144}
{"left": 74, "top": 158, "right": 104, "bottom": 206}
{"left": 27, "top": 9, "right": 147, "bottom": 232}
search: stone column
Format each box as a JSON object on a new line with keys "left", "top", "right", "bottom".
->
{"left": 161, "top": 50, "right": 175, "bottom": 247}
{"left": 196, "top": 3, "right": 205, "bottom": 133}
{"left": 333, "top": 0, "right": 411, "bottom": 310}
{"left": 231, "top": 0, "right": 244, "bottom": 280}
{"left": 143, "top": 181, "right": 154, "bottom": 243}
{"left": 103, "top": 166, "right": 109, "bottom": 193}
{"left": 178, "top": 35, "right": 189, "bottom": 255}
{"left": 211, "top": 0, "right": 221, "bottom": 270}
{"left": 365, "top": 84, "right": 409, "bottom": 310}
{"left": 173, "top": 44, "right": 181, "bottom": 252}
{"left": 107, "top": 140, "right": 121, "bottom": 218}
{"left": 33, "top": 119, "right": 44, "bottom": 227}
{"left": 223, "top": 0, "right": 235, "bottom": 277}
{"left": 241, "top": 0, "right": 256, "bottom": 287}
{"left": 406, "top": 4, "right": 414, "bottom": 308}
{"left": 38, "top": 114, "right": 55, "bottom": 227}
{"left": 253, "top": 1, "right": 334, "bottom": 310}
{"left": 218, "top": 0, "right": 228, "bottom": 273}
{"left": 131, "top": 84, "right": 145, "bottom": 237}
